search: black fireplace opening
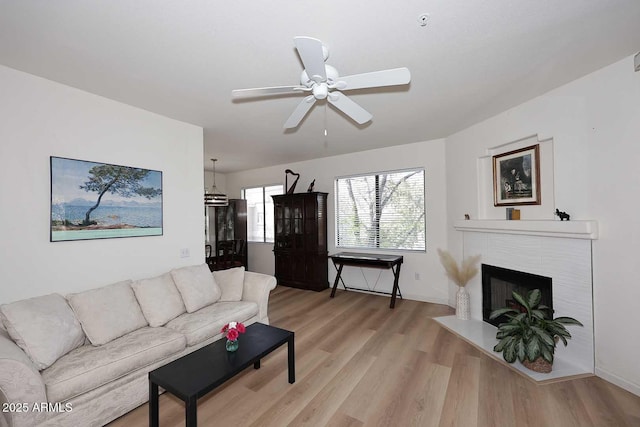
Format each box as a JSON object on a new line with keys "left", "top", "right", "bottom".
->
{"left": 482, "top": 264, "right": 552, "bottom": 327}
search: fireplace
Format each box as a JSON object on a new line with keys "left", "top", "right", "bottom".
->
{"left": 482, "top": 264, "right": 552, "bottom": 327}
{"left": 440, "top": 223, "right": 596, "bottom": 380}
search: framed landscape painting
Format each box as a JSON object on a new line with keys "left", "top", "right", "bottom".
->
{"left": 493, "top": 144, "right": 541, "bottom": 206}
{"left": 50, "top": 156, "right": 163, "bottom": 242}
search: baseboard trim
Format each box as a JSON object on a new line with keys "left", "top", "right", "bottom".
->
{"left": 401, "top": 293, "right": 450, "bottom": 306}
{"left": 595, "top": 367, "right": 640, "bottom": 397}
{"left": 336, "top": 288, "right": 450, "bottom": 306}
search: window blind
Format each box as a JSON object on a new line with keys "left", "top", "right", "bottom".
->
{"left": 335, "top": 169, "right": 425, "bottom": 251}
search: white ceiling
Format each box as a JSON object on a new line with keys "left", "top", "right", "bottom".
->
{"left": 1, "top": 1, "right": 639, "bottom": 172}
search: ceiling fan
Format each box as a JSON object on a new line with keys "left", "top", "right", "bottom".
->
{"left": 231, "top": 36, "right": 411, "bottom": 129}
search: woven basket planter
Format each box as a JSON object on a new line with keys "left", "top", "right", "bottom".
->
{"left": 522, "top": 357, "right": 552, "bottom": 373}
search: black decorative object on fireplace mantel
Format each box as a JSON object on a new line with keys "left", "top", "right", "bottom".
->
{"left": 555, "top": 208, "right": 571, "bottom": 221}
{"left": 482, "top": 264, "right": 552, "bottom": 327}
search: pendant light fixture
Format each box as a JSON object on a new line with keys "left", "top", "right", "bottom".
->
{"left": 204, "top": 158, "right": 228, "bottom": 207}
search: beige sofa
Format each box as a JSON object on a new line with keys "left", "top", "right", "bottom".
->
{"left": 0, "top": 264, "right": 277, "bottom": 427}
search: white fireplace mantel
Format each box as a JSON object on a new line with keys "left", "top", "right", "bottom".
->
{"left": 453, "top": 219, "right": 598, "bottom": 240}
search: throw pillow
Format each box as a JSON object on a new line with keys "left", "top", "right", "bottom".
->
{"left": 132, "top": 273, "right": 186, "bottom": 327}
{"left": 170, "top": 264, "right": 221, "bottom": 312}
{"left": 0, "top": 293, "right": 85, "bottom": 370}
{"left": 213, "top": 267, "right": 245, "bottom": 301}
{"left": 68, "top": 280, "right": 148, "bottom": 346}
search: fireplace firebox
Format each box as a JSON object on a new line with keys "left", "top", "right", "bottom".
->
{"left": 482, "top": 264, "right": 552, "bottom": 327}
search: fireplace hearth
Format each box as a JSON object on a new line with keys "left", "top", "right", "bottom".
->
{"left": 482, "top": 264, "right": 552, "bottom": 327}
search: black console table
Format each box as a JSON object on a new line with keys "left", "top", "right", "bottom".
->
{"left": 329, "top": 252, "right": 404, "bottom": 308}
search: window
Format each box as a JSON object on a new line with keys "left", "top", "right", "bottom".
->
{"left": 335, "top": 168, "right": 425, "bottom": 251}
{"left": 242, "top": 185, "right": 283, "bottom": 243}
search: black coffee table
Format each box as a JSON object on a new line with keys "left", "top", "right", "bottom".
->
{"left": 149, "top": 322, "right": 294, "bottom": 427}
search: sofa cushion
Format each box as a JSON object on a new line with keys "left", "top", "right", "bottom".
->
{"left": 171, "top": 264, "right": 222, "bottom": 313}
{"left": 132, "top": 273, "right": 186, "bottom": 327}
{"left": 213, "top": 267, "right": 245, "bottom": 301}
{"left": 42, "top": 326, "right": 186, "bottom": 402}
{"left": 0, "top": 294, "right": 85, "bottom": 370}
{"left": 165, "top": 301, "right": 258, "bottom": 346}
{"left": 68, "top": 280, "right": 148, "bottom": 346}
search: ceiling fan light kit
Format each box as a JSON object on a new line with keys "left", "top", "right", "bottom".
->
{"left": 232, "top": 36, "right": 411, "bottom": 129}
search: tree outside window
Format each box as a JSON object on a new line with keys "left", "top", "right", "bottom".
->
{"left": 336, "top": 169, "right": 425, "bottom": 251}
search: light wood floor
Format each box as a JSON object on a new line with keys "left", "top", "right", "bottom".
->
{"left": 109, "top": 286, "right": 640, "bottom": 427}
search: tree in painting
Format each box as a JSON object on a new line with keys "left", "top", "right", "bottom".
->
{"left": 80, "top": 165, "right": 162, "bottom": 226}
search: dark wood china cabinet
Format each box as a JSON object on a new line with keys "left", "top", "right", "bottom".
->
{"left": 206, "top": 199, "right": 247, "bottom": 270}
{"left": 272, "top": 192, "right": 328, "bottom": 291}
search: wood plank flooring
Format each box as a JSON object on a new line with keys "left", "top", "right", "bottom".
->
{"left": 108, "top": 286, "right": 640, "bottom": 427}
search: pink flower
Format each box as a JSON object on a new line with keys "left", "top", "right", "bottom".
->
{"left": 226, "top": 328, "right": 239, "bottom": 341}
{"left": 221, "top": 322, "right": 246, "bottom": 340}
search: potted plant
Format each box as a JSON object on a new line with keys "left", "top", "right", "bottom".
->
{"left": 437, "top": 249, "right": 481, "bottom": 320}
{"left": 490, "top": 289, "right": 583, "bottom": 373}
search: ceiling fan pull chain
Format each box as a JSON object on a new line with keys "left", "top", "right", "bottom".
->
{"left": 324, "top": 104, "right": 328, "bottom": 138}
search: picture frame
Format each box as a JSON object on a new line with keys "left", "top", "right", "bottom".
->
{"left": 493, "top": 144, "right": 540, "bottom": 206}
{"left": 50, "top": 156, "right": 163, "bottom": 241}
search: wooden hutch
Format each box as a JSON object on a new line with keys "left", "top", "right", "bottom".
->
{"left": 272, "top": 192, "right": 328, "bottom": 291}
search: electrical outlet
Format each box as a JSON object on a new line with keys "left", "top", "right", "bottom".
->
{"left": 415, "top": 272, "right": 420, "bottom": 280}
{"left": 180, "top": 248, "right": 190, "bottom": 258}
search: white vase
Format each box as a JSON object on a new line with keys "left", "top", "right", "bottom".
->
{"left": 456, "top": 286, "right": 470, "bottom": 320}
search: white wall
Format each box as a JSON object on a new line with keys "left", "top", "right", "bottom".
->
{"left": 226, "top": 139, "right": 450, "bottom": 304}
{"left": 445, "top": 56, "right": 640, "bottom": 395}
{"left": 0, "top": 65, "right": 205, "bottom": 303}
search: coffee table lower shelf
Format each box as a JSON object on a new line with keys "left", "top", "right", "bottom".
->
{"left": 149, "top": 323, "right": 294, "bottom": 427}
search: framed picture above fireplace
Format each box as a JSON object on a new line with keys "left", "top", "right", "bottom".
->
{"left": 493, "top": 144, "right": 540, "bottom": 206}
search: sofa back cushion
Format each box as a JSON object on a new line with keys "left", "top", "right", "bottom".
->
{"left": 213, "top": 267, "right": 245, "bottom": 301}
{"left": 68, "top": 280, "right": 148, "bottom": 346}
{"left": 0, "top": 293, "right": 85, "bottom": 370}
{"left": 171, "top": 264, "right": 221, "bottom": 312}
{"left": 132, "top": 273, "right": 186, "bottom": 327}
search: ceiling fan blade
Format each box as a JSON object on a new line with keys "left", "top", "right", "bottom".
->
{"left": 284, "top": 95, "right": 316, "bottom": 129}
{"left": 232, "top": 85, "right": 305, "bottom": 98}
{"left": 336, "top": 67, "right": 411, "bottom": 91}
{"left": 327, "top": 92, "right": 372, "bottom": 125}
{"left": 294, "top": 36, "right": 327, "bottom": 83}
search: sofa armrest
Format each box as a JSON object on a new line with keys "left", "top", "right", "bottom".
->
{"left": 241, "top": 271, "right": 277, "bottom": 324}
{"left": 0, "top": 333, "right": 47, "bottom": 427}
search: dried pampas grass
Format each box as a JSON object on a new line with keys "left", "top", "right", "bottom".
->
{"left": 437, "top": 249, "right": 481, "bottom": 287}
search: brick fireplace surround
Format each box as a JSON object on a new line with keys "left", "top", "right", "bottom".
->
{"left": 436, "top": 219, "right": 598, "bottom": 382}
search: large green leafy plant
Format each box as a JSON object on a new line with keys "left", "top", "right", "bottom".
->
{"left": 490, "top": 289, "right": 583, "bottom": 365}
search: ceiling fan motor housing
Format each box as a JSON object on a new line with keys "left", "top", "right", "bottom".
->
{"left": 300, "top": 64, "right": 339, "bottom": 87}
{"left": 302, "top": 65, "right": 340, "bottom": 100}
